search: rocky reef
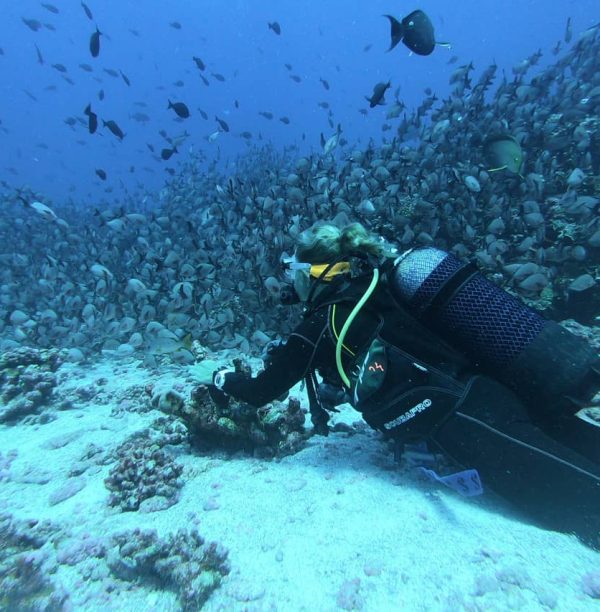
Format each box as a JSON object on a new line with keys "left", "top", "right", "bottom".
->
{"left": 0, "top": 513, "right": 68, "bottom": 611}
{"left": 181, "top": 384, "right": 306, "bottom": 457}
{"left": 0, "top": 347, "right": 62, "bottom": 424}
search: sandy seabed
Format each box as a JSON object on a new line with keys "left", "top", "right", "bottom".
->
{"left": 1, "top": 355, "right": 599, "bottom": 611}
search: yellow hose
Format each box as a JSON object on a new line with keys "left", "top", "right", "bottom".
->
{"left": 335, "top": 268, "right": 380, "bottom": 387}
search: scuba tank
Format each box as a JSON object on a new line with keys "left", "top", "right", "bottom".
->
{"left": 388, "top": 248, "right": 600, "bottom": 414}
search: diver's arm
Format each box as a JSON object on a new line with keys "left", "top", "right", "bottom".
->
{"left": 218, "top": 328, "right": 319, "bottom": 407}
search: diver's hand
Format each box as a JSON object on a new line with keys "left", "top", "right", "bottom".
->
{"left": 213, "top": 368, "right": 233, "bottom": 390}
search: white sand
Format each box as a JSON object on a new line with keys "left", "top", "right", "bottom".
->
{"left": 1, "top": 355, "right": 599, "bottom": 611}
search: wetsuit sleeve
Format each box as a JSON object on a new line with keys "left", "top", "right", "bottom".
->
{"left": 220, "top": 319, "right": 323, "bottom": 407}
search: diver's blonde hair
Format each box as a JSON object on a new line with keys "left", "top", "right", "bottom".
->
{"left": 295, "top": 222, "right": 395, "bottom": 263}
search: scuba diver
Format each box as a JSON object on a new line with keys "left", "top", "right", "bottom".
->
{"left": 208, "top": 222, "right": 600, "bottom": 549}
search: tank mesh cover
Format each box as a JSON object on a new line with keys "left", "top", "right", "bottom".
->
{"left": 409, "top": 252, "right": 546, "bottom": 369}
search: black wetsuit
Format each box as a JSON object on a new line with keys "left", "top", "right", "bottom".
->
{"left": 221, "top": 274, "right": 600, "bottom": 548}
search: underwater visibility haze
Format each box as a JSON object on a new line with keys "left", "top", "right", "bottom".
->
{"left": 1, "top": 0, "right": 600, "bottom": 610}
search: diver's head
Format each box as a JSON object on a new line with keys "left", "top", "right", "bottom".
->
{"left": 280, "top": 222, "right": 396, "bottom": 303}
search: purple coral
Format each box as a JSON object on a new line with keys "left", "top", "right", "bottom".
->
{"left": 104, "top": 434, "right": 184, "bottom": 512}
{"left": 108, "top": 527, "right": 229, "bottom": 611}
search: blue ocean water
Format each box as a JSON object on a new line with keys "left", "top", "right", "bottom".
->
{"left": 0, "top": 0, "right": 596, "bottom": 205}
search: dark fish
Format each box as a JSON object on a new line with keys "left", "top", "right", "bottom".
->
{"left": 52, "top": 63, "right": 67, "bottom": 72}
{"left": 363, "top": 43, "right": 373, "bottom": 52}
{"left": 84, "top": 103, "right": 98, "bottom": 134}
{"left": 170, "top": 21, "right": 182, "bottom": 29}
{"left": 279, "top": 116, "right": 290, "bottom": 125}
{"left": 240, "top": 131, "right": 252, "bottom": 140}
{"left": 193, "top": 56, "right": 205, "bottom": 71}
{"left": 22, "top": 18, "right": 42, "bottom": 31}
{"left": 565, "top": 17, "right": 572, "bottom": 43}
{"left": 103, "top": 119, "right": 125, "bottom": 140}
{"left": 41, "top": 3, "right": 59, "bottom": 14}
{"left": 168, "top": 100, "right": 190, "bottom": 119}
{"left": 129, "top": 29, "right": 140, "bottom": 37}
{"left": 447, "top": 55, "right": 458, "bottom": 64}
{"left": 104, "top": 68, "right": 119, "bottom": 77}
{"left": 318, "top": 101, "right": 329, "bottom": 109}
{"left": 0, "top": 47, "right": 3, "bottom": 55}
{"left": 284, "top": 63, "right": 293, "bottom": 71}
{"left": 384, "top": 10, "right": 448, "bottom": 56}
{"left": 198, "top": 108, "right": 208, "bottom": 120}
{"left": 161, "top": 146, "right": 178, "bottom": 160}
{"left": 34, "top": 44, "right": 44, "bottom": 64}
{"left": 200, "top": 74, "right": 210, "bottom": 87}
{"left": 62, "top": 75, "right": 75, "bottom": 86}
{"left": 64, "top": 116, "right": 77, "bottom": 126}
{"left": 95, "top": 169, "right": 107, "bottom": 180}
{"left": 320, "top": 77, "right": 330, "bottom": 90}
{"left": 24, "top": 90, "right": 38, "bottom": 102}
{"left": 165, "top": 168, "right": 176, "bottom": 176}
{"left": 173, "top": 79, "right": 184, "bottom": 87}
{"left": 290, "top": 75, "right": 302, "bottom": 83}
{"left": 366, "top": 81, "right": 391, "bottom": 108}
{"left": 215, "top": 116, "right": 229, "bottom": 132}
{"left": 483, "top": 135, "right": 523, "bottom": 174}
{"left": 130, "top": 112, "right": 150, "bottom": 123}
{"left": 211, "top": 72, "right": 226, "bottom": 82}
{"left": 268, "top": 21, "right": 281, "bottom": 35}
{"left": 89, "top": 26, "right": 101, "bottom": 58}
{"left": 120, "top": 70, "right": 131, "bottom": 86}
{"left": 79, "top": 63, "right": 93, "bottom": 72}
{"left": 81, "top": 2, "right": 93, "bottom": 20}
{"left": 234, "top": 99, "right": 239, "bottom": 109}
{"left": 98, "top": 89, "right": 104, "bottom": 100}
{"left": 147, "top": 143, "right": 155, "bottom": 153}
{"left": 259, "top": 111, "right": 273, "bottom": 120}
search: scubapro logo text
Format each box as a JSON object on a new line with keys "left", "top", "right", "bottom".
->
{"left": 383, "top": 398, "right": 432, "bottom": 430}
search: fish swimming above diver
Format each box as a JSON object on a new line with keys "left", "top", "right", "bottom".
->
{"left": 84, "top": 103, "right": 98, "bottom": 134}
{"left": 365, "top": 81, "right": 391, "bottom": 108}
{"left": 268, "top": 21, "right": 281, "bottom": 35}
{"left": 161, "top": 146, "right": 178, "bottom": 160}
{"left": 168, "top": 100, "right": 190, "bottom": 119}
{"left": 383, "top": 10, "right": 449, "bottom": 56}
{"left": 89, "top": 26, "right": 101, "bottom": 58}
{"left": 103, "top": 119, "right": 125, "bottom": 140}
